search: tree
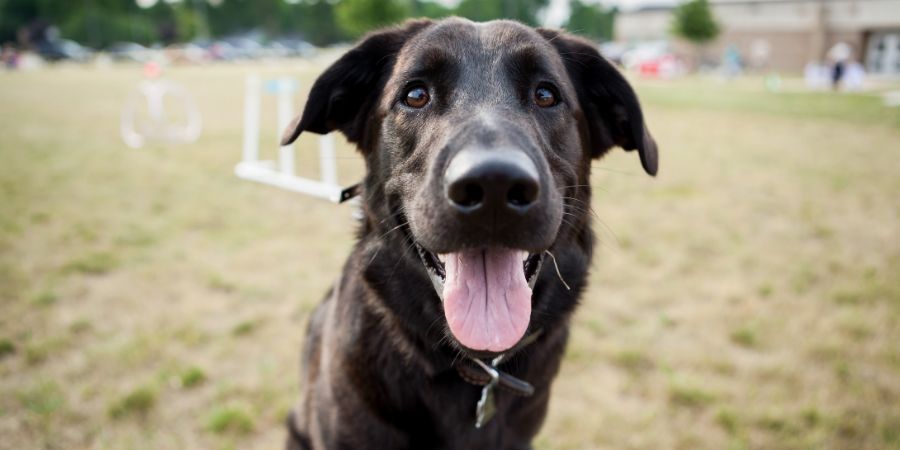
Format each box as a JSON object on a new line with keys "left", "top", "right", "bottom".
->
{"left": 671, "top": 0, "right": 719, "bottom": 45}
{"left": 413, "top": 0, "right": 454, "bottom": 19}
{"left": 564, "top": 0, "right": 617, "bottom": 42}
{"left": 454, "top": 0, "right": 548, "bottom": 26}
{"left": 335, "top": 0, "right": 412, "bottom": 38}
{"left": 280, "top": 1, "right": 347, "bottom": 46}
{"left": 671, "top": 0, "right": 720, "bottom": 68}
{"left": 454, "top": 0, "right": 504, "bottom": 23}
{"left": 500, "top": 0, "right": 549, "bottom": 27}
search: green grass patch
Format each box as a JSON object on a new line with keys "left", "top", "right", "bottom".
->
{"left": 612, "top": 349, "right": 654, "bottom": 373}
{"left": 716, "top": 408, "right": 740, "bottom": 435}
{"left": 62, "top": 251, "right": 119, "bottom": 275}
{"left": 756, "top": 417, "right": 786, "bottom": 433}
{"left": 730, "top": 326, "right": 758, "bottom": 348}
{"left": 834, "top": 361, "right": 852, "bottom": 383}
{"left": 791, "top": 264, "right": 819, "bottom": 295}
{"left": 800, "top": 407, "right": 822, "bottom": 429}
{"left": 25, "top": 344, "right": 49, "bottom": 365}
{"left": 29, "top": 211, "right": 50, "bottom": 224}
{"left": 206, "top": 405, "right": 255, "bottom": 434}
{"left": 636, "top": 77, "right": 900, "bottom": 130}
{"left": 68, "top": 319, "right": 93, "bottom": 334}
{"left": 0, "top": 338, "right": 15, "bottom": 358}
{"left": 755, "top": 412, "right": 793, "bottom": 434}
{"left": 180, "top": 367, "right": 206, "bottom": 388}
{"left": 669, "top": 381, "right": 716, "bottom": 408}
{"left": 19, "top": 380, "right": 65, "bottom": 416}
{"left": 24, "top": 337, "right": 65, "bottom": 365}
{"left": 652, "top": 183, "right": 697, "bottom": 199}
{"left": 231, "top": 319, "right": 261, "bottom": 336}
{"left": 883, "top": 417, "right": 900, "bottom": 445}
{"left": 114, "top": 225, "right": 159, "bottom": 248}
{"left": 30, "top": 289, "right": 58, "bottom": 307}
{"left": 207, "top": 273, "right": 237, "bottom": 293}
{"left": 172, "top": 325, "right": 209, "bottom": 346}
{"left": 831, "top": 272, "right": 900, "bottom": 308}
{"left": 109, "top": 385, "right": 157, "bottom": 419}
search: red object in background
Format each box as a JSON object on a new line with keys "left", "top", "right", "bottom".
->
{"left": 639, "top": 59, "right": 661, "bottom": 77}
{"left": 143, "top": 61, "right": 162, "bottom": 79}
{"left": 638, "top": 54, "right": 682, "bottom": 79}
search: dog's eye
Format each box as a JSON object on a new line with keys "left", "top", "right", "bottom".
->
{"left": 534, "top": 86, "right": 558, "bottom": 108}
{"left": 404, "top": 86, "right": 430, "bottom": 108}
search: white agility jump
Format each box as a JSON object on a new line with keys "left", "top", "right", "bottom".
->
{"left": 236, "top": 74, "right": 344, "bottom": 202}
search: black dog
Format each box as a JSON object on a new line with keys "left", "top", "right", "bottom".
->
{"left": 282, "top": 17, "right": 658, "bottom": 450}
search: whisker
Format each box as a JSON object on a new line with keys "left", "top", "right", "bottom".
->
{"left": 590, "top": 165, "right": 641, "bottom": 177}
{"left": 544, "top": 250, "right": 571, "bottom": 291}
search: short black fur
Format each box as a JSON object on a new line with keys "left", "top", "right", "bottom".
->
{"left": 281, "top": 18, "right": 658, "bottom": 450}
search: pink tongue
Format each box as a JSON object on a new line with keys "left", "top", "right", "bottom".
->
{"left": 442, "top": 248, "right": 532, "bottom": 352}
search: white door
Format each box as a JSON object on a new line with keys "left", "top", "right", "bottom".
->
{"left": 866, "top": 31, "right": 900, "bottom": 75}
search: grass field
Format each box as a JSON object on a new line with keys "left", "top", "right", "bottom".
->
{"left": 1, "top": 61, "right": 899, "bottom": 450}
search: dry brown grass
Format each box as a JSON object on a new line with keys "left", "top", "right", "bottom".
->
{"left": 1, "top": 62, "right": 898, "bottom": 450}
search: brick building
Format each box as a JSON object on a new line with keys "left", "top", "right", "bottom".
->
{"left": 615, "top": 0, "right": 900, "bottom": 75}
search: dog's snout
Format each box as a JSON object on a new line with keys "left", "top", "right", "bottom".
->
{"left": 445, "top": 150, "right": 540, "bottom": 215}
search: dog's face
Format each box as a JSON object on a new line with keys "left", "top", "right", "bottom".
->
{"left": 283, "top": 18, "right": 657, "bottom": 354}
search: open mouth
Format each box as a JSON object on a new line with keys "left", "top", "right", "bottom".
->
{"left": 415, "top": 243, "right": 543, "bottom": 352}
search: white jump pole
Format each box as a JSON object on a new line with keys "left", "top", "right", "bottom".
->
{"left": 319, "top": 134, "right": 337, "bottom": 186}
{"left": 276, "top": 78, "right": 296, "bottom": 176}
{"left": 242, "top": 74, "right": 261, "bottom": 163}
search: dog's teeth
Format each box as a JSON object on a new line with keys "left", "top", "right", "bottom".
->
{"left": 520, "top": 251, "right": 529, "bottom": 262}
{"left": 438, "top": 254, "right": 447, "bottom": 263}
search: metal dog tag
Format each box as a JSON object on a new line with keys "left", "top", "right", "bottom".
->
{"left": 475, "top": 376, "right": 498, "bottom": 428}
{"left": 474, "top": 358, "right": 501, "bottom": 428}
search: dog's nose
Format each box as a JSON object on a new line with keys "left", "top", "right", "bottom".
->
{"left": 445, "top": 150, "right": 540, "bottom": 215}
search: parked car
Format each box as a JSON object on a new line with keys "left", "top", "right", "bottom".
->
{"left": 207, "top": 40, "right": 238, "bottom": 61}
{"left": 107, "top": 42, "right": 151, "bottom": 63}
{"left": 599, "top": 41, "right": 628, "bottom": 66}
{"left": 620, "top": 41, "right": 686, "bottom": 79}
{"left": 165, "top": 42, "right": 209, "bottom": 64}
{"left": 222, "top": 35, "right": 264, "bottom": 59}
{"left": 267, "top": 37, "right": 316, "bottom": 58}
{"left": 37, "top": 39, "right": 92, "bottom": 62}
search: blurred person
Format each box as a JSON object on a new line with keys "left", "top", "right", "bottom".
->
{"left": 721, "top": 44, "right": 743, "bottom": 78}
{"left": 2, "top": 43, "right": 18, "bottom": 69}
{"left": 828, "top": 42, "right": 852, "bottom": 91}
{"left": 842, "top": 60, "right": 866, "bottom": 91}
{"left": 749, "top": 38, "right": 771, "bottom": 70}
{"left": 804, "top": 61, "right": 830, "bottom": 90}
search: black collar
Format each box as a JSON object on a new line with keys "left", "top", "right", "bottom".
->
{"left": 452, "top": 329, "right": 542, "bottom": 396}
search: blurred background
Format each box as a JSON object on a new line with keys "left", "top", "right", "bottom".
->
{"left": 1, "top": 1, "right": 899, "bottom": 449}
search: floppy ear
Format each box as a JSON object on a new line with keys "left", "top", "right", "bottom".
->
{"left": 281, "top": 19, "right": 433, "bottom": 149}
{"left": 538, "top": 29, "right": 658, "bottom": 176}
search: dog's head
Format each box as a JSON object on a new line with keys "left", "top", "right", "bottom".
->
{"left": 284, "top": 18, "right": 657, "bottom": 354}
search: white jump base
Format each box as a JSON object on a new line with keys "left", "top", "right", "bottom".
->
{"left": 237, "top": 74, "right": 343, "bottom": 202}
{"left": 234, "top": 160, "right": 343, "bottom": 202}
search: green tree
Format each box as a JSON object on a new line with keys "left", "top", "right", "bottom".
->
{"left": 413, "top": 0, "right": 454, "bottom": 19}
{"left": 206, "top": 0, "right": 282, "bottom": 37}
{"left": 0, "top": 0, "right": 209, "bottom": 48}
{"left": 454, "top": 0, "right": 548, "bottom": 26}
{"left": 335, "top": 0, "right": 412, "bottom": 38}
{"left": 501, "top": 0, "right": 549, "bottom": 26}
{"left": 564, "top": 0, "right": 617, "bottom": 42}
{"left": 454, "top": 0, "right": 503, "bottom": 22}
{"left": 671, "top": 0, "right": 719, "bottom": 45}
{"left": 280, "top": 1, "right": 347, "bottom": 46}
